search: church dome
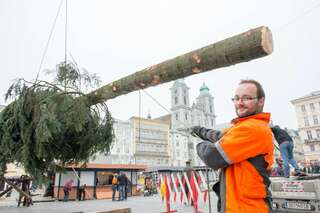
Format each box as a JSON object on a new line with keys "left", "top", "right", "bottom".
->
{"left": 199, "top": 83, "right": 210, "bottom": 94}
{"left": 173, "top": 78, "right": 186, "bottom": 86}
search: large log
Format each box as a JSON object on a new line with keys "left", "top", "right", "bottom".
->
{"left": 83, "top": 26, "right": 273, "bottom": 106}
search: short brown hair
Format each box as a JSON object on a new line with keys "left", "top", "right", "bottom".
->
{"left": 239, "top": 79, "right": 265, "bottom": 98}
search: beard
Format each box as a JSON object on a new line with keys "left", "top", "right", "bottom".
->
{"left": 236, "top": 103, "right": 262, "bottom": 118}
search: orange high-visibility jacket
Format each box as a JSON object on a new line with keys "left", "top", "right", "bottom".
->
{"left": 197, "top": 113, "right": 274, "bottom": 213}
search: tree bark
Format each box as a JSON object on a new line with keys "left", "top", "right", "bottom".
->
{"left": 83, "top": 26, "right": 273, "bottom": 106}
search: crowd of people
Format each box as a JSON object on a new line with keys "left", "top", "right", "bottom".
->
{"left": 111, "top": 173, "right": 131, "bottom": 201}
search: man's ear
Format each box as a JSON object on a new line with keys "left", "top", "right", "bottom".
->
{"left": 258, "top": 97, "right": 265, "bottom": 108}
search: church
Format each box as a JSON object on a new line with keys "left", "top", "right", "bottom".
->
{"left": 156, "top": 79, "right": 217, "bottom": 167}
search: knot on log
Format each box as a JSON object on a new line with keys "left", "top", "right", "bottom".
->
{"left": 244, "top": 30, "right": 252, "bottom": 37}
{"left": 152, "top": 75, "right": 160, "bottom": 84}
{"left": 192, "top": 54, "right": 201, "bottom": 64}
{"left": 192, "top": 67, "right": 202, "bottom": 73}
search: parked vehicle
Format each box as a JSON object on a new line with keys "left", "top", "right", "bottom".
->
{"left": 270, "top": 175, "right": 320, "bottom": 212}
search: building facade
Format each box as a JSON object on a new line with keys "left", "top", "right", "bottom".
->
{"left": 168, "top": 79, "right": 217, "bottom": 167}
{"left": 94, "top": 79, "right": 217, "bottom": 167}
{"left": 93, "top": 119, "right": 134, "bottom": 164}
{"left": 130, "top": 117, "right": 170, "bottom": 166}
{"left": 93, "top": 117, "right": 170, "bottom": 167}
{"left": 291, "top": 91, "right": 320, "bottom": 164}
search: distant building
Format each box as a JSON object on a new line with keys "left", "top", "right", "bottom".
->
{"left": 130, "top": 116, "right": 170, "bottom": 166}
{"left": 93, "top": 117, "right": 170, "bottom": 167}
{"left": 93, "top": 119, "right": 134, "bottom": 164}
{"left": 160, "top": 79, "right": 217, "bottom": 167}
{"left": 94, "top": 79, "right": 220, "bottom": 167}
{"left": 291, "top": 91, "right": 320, "bottom": 164}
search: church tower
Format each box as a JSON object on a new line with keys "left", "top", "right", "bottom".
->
{"left": 194, "top": 83, "right": 216, "bottom": 128}
{"left": 170, "top": 79, "right": 191, "bottom": 129}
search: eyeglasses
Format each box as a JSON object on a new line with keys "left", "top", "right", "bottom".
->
{"left": 231, "top": 96, "right": 258, "bottom": 102}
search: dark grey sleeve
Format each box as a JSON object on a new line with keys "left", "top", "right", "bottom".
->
{"left": 207, "top": 130, "right": 223, "bottom": 142}
{"left": 196, "top": 141, "right": 229, "bottom": 170}
{"left": 192, "top": 126, "right": 222, "bottom": 143}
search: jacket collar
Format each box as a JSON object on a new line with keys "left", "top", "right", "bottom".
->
{"left": 231, "top": 112, "right": 271, "bottom": 124}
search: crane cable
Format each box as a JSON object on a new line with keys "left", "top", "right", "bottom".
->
{"left": 36, "top": 0, "right": 64, "bottom": 82}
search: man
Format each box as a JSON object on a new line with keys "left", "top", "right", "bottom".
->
{"left": 78, "top": 184, "right": 86, "bottom": 201}
{"left": 124, "top": 174, "right": 130, "bottom": 200}
{"left": 271, "top": 125, "right": 304, "bottom": 178}
{"left": 117, "top": 173, "right": 126, "bottom": 201}
{"left": 184, "top": 160, "right": 194, "bottom": 206}
{"left": 111, "top": 173, "right": 118, "bottom": 201}
{"left": 194, "top": 79, "right": 274, "bottom": 213}
{"left": 63, "top": 179, "right": 73, "bottom": 201}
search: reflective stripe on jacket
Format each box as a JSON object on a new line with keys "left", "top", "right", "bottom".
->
{"left": 197, "top": 112, "right": 274, "bottom": 213}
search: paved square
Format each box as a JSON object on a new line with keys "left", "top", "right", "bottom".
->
{"left": 0, "top": 193, "right": 218, "bottom": 213}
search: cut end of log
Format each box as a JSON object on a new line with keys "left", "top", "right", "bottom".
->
{"left": 260, "top": 26, "right": 273, "bottom": 55}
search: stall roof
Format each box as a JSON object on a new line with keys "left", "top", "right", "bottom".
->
{"left": 65, "top": 163, "right": 147, "bottom": 170}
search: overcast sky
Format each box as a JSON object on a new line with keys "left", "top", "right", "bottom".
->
{"left": 0, "top": 0, "right": 319, "bottom": 129}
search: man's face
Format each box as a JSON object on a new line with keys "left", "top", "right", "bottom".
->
{"left": 233, "top": 83, "right": 265, "bottom": 118}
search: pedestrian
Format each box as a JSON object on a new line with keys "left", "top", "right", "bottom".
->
{"left": 275, "top": 157, "right": 284, "bottom": 176}
{"left": 193, "top": 79, "right": 274, "bottom": 212}
{"left": 111, "top": 174, "right": 118, "bottom": 201}
{"left": 117, "top": 173, "right": 126, "bottom": 201}
{"left": 124, "top": 174, "right": 130, "bottom": 200}
{"left": 78, "top": 184, "right": 86, "bottom": 201}
{"left": 63, "top": 179, "right": 73, "bottom": 201}
{"left": 271, "top": 125, "right": 305, "bottom": 178}
{"left": 184, "top": 160, "right": 194, "bottom": 206}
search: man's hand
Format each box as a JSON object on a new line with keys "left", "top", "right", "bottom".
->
{"left": 190, "top": 126, "right": 202, "bottom": 138}
{"left": 191, "top": 126, "right": 222, "bottom": 142}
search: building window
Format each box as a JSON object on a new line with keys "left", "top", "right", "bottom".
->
{"left": 177, "top": 151, "right": 180, "bottom": 157}
{"left": 185, "top": 113, "right": 188, "bottom": 120}
{"left": 304, "top": 117, "right": 309, "bottom": 126}
{"left": 184, "top": 96, "right": 187, "bottom": 105}
{"left": 310, "top": 144, "right": 315, "bottom": 151}
{"left": 176, "top": 141, "right": 179, "bottom": 147}
{"left": 301, "top": 105, "right": 306, "bottom": 112}
{"left": 307, "top": 130, "right": 313, "bottom": 140}
{"left": 316, "top": 129, "right": 320, "bottom": 138}
{"left": 210, "top": 105, "right": 213, "bottom": 113}
{"left": 310, "top": 103, "right": 315, "bottom": 112}
{"left": 175, "top": 113, "right": 179, "bottom": 121}
{"left": 174, "top": 96, "right": 178, "bottom": 104}
{"left": 313, "top": 115, "right": 319, "bottom": 125}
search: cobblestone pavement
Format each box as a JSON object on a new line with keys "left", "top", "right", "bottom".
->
{"left": 0, "top": 193, "right": 218, "bottom": 213}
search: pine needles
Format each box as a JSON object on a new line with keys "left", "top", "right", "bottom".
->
{"left": 0, "top": 61, "right": 114, "bottom": 181}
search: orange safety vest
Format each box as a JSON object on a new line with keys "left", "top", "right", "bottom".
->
{"left": 112, "top": 176, "right": 118, "bottom": 185}
{"left": 197, "top": 112, "right": 274, "bottom": 213}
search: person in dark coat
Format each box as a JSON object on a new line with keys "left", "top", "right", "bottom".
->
{"left": 271, "top": 125, "right": 305, "bottom": 178}
{"left": 117, "top": 173, "right": 126, "bottom": 201}
{"left": 184, "top": 160, "right": 194, "bottom": 206}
